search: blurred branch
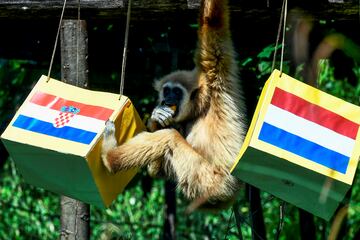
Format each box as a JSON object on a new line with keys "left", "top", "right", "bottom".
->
{"left": 328, "top": 205, "right": 349, "bottom": 240}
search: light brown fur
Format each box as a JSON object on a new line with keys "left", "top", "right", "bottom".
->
{"left": 102, "top": 0, "right": 247, "bottom": 204}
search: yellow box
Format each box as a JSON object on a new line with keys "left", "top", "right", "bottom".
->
{"left": 232, "top": 70, "right": 360, "bottom": 220}
{"left": 1, "top": 75, "right": 145, "bottom": 208}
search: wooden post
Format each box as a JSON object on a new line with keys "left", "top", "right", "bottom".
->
{"left": 60, "top": 19, "right": 90, "bottom": 240}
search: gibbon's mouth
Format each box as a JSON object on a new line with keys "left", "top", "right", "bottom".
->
{"left": 168, "top": 105, "right": 177, "bottom": 112}
{"left": 161, "top": 101, "right": 178, "bottom": 118}
{"left": 168, "top": 104, "right": 178, "bottom": 118}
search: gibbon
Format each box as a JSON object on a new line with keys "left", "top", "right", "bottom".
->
{"left": 102, "top": 0, "right": 247, "bottom": 205}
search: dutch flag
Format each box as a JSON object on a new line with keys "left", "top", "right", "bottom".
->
{"left": 258, "top": 87, "right": 359, "bottom": 175}
{"left": 12, "top": 92, "right": 114, "bottom": 144}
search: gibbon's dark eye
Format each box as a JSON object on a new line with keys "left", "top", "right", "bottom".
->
{"left": 163, "top": 86, "right": 170, "bottom": 96}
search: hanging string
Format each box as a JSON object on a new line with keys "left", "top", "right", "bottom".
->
{"left": 271, "top": 0, "right": 288, "bottom": 74}
{"left": 76, "top": 0, "right": 81, "bottom": 86}
{"left": 275, "top": 201, "right": 286, "bottom": 240}
{"left": 47, "top": 0, "right": 68, "bottom": 82}
{"left": 272, "top": 1, "right": 288, "bottom": 226}
{"left": 279, "top": 0, "right": 288, "bottom": 73}
{"left": 255, "top": 0, "right": 288, "bottom": 136}
{"left": 119, "top": 0, "right": 132, "bottom": 98}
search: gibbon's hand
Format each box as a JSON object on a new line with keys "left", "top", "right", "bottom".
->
{"left": 104, "top": 120, "right": 116, "bottom": 137}
{"left": 102, "top": 120, "right": 117, "bottom": 152}
{"left": 101, "top": 120, "right": 118, "bottom": 173}
{"left": 150, "top": 105, "right": 175, "bottom": 128}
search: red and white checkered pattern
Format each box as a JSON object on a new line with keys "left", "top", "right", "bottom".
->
{"left": 53, "top": 112, "right": 75, "bottom": 128}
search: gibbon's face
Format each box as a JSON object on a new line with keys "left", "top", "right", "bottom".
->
{"left": 155, "top": 70, "right": 197, "bottom": 122}
{"left": 161, "top": 82, "right": 187, "bottom": 118}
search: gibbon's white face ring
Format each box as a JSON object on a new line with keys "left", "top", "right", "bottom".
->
{"left": 160, "top": 82, "right": 191, "bottom": 120}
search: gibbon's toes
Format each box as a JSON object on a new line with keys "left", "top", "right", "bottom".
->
{"left": 104, "top": 120, "right": 116, "bottom": 136}
{"left": 147, "top": 161, "right": 162, "bottom": 178}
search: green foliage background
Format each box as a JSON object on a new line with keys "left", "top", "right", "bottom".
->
{"left": 0, "top": 41, "right": 360, "bottom": 239}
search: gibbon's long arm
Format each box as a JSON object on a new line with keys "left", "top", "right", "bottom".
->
{"left": 196, "top": 0, "right": 234, "bottom": 87}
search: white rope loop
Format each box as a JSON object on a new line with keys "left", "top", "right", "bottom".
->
{"left": 47, "top": 0, "right": 68, "bottom": 82}
{"left": 280, "top": 0, "right": 288, "bottom": 74}
{"left": 271, "top": 0, "right": 288, "bottom": 75}
{"left": 119, "top": 0, "right": 132, "bottom": 98}
{"left": 47, "top": 0, "right": 81, "bottom": 84}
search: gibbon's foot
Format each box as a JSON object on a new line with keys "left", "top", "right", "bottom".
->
{"left": 101, "top": 120, "right": 117, "bottom": 173}
{"left": 147, "top": 160, "right": 163, "bottom": 178}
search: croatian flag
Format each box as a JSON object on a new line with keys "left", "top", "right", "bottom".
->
{"left": 12, "top": 92, "right": 114, "bottom": 144}
{"left": 258, "top": 87, "right": 359, "bottom": 174}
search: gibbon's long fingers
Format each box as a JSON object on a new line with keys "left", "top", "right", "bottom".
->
{"left": 104, "top": 129, "right": 176, "bottom": 173}
{"left": 150, "top": 105, "right": 174, "bottom": 127}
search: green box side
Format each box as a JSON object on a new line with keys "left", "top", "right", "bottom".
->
{"left": 2, "top": 138, "right": 105, "bottom": 208}
{"left": 233, "top": 147, "right": 350, "bottom": 221}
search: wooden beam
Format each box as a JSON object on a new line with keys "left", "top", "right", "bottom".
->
{"left": 187, "top": 0, "right": 201, "bottom": 9}
{"left": 0, "top": 0, "right": 124, "bottom": 19}
{"left": 0, "top": 0, "right": 359, "bottom": 21}
{"left": 0, "top": 0, "right": 124, "bottom": 9}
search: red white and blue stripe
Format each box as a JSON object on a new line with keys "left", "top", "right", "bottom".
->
{"left": 12, "top": 92, "right": 114, "bottom": 144}
{"left": 258, "top": 88, "right": 359, "bottom": 174}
